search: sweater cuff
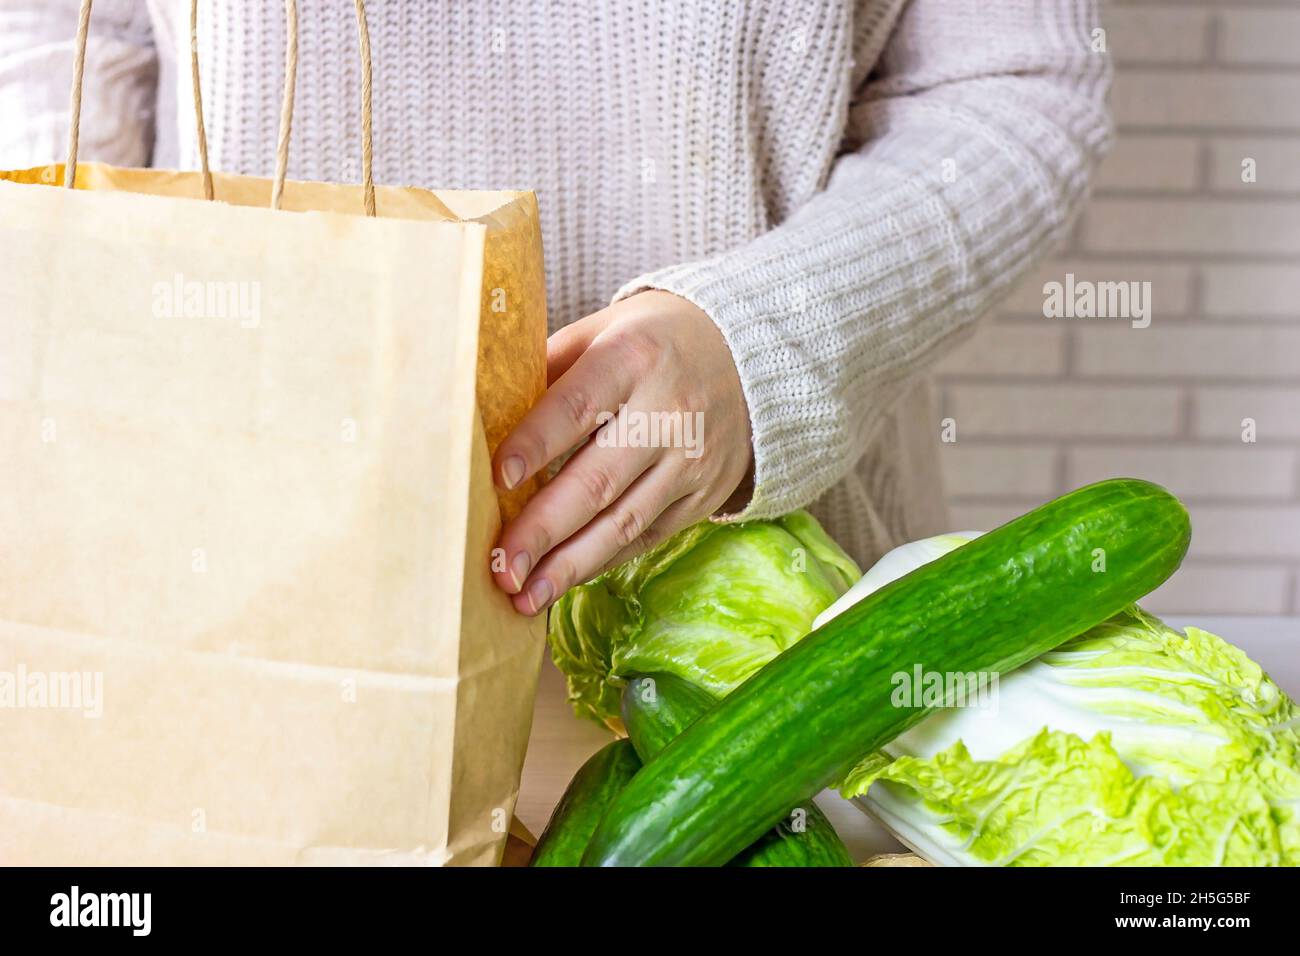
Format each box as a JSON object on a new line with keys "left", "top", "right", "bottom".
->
{"left": 612, "top": 262, "right": 804, "bottom": 523}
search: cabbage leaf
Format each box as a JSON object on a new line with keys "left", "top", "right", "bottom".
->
{"left": 547, "top": 511, "right": 860, "bottom": 728}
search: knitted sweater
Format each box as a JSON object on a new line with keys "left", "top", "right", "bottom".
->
{"left": 0, "top": 0, "right": 1111, "bottom": 569}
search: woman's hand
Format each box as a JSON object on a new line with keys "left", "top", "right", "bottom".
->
{"left": 491, "top": 290, "right": 753, "bottom": 616}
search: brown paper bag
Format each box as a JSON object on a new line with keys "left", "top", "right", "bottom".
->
{"left": 0, "top": 0, "right": 547, "bottom": 866}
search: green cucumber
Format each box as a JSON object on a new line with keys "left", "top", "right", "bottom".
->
{"left": 529, "top": 738, "right": 640, "bottom": 867}
{"left": 729, "top": 812, "right": 849, "bottom": 867}
{"left": 584, "top": 479, "right": 1191, "bottom": 866}
{"left": 620, "top": 673, "right": 717, "bottom": 763}
{"left": 622, "top": 674, "right": 852, "bottom": 867}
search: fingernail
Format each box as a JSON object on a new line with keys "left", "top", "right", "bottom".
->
{"left": 509, "top": 551, "right": 532, "bottom": 592}
{"left": 500, "top": 456, "right": 526, "bottom": 490}
{"left": 526, "top": 578, "right": 553, "bottom": 614}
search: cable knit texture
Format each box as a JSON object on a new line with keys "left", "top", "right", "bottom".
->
{"left": 0, "top": 0, "right": 1111, "bottom": 569}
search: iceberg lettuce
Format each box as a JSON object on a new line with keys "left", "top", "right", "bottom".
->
{"left": 832, "top": 534, "right": 1300, "bottom": 866}
{"left": 547, "top": 511, "right": 860, "bottom": 729}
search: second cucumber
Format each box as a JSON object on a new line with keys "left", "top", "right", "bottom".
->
{"left": 621, "top": 673, "right": 852, "bottom": 867}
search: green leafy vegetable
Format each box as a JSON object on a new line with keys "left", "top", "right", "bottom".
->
{"left": 548, "top": 511, "right": 860, "bottom": 728}
{"left": 832, "top": 533, "right": 1300, "bottom": 867}
{"left": 847, "top": 729, "right": 1296, "bottom": 866}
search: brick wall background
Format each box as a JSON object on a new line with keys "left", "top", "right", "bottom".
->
{"left": 935, "top": 0, "right": 1300, "bottom": 615}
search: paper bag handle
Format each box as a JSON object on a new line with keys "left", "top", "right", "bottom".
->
{"left": 62, "top": 0, "right": 92, "bottom": 190}
{"left": 269, "top": 0, "right": 376, "bottom": 217}
{"left": 189, "top": 0, "right": 214, "bottom": 201}
{"left": 64, "top": 0, "right": 377, "bottom": 219}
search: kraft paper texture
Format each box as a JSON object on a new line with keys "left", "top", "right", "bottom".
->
{"left": 0, "top": 163, "right": 548, "bottom": 865}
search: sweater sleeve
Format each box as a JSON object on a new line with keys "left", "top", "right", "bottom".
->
{"left": 613, "top": 0, "right": 1112, "bottom": 521}
{"left": 0, "top": 0, "right": 157, "bottom": 169}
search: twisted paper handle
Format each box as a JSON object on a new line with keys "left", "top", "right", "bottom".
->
{"left": 272, "top": 0, "right": 375, "bottom": 215}
{"left": 190, "top": 0, "right": 213, "bottom": 201}
{"left": 61, "top": 0, "right": 92, "bottom": 189}
{"left": 65, "top": 0, "right": 376, "bottom": 217}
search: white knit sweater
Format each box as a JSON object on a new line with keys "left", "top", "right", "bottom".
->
{"left": 0, "top": 0, "right": 1111, "bottom": 568}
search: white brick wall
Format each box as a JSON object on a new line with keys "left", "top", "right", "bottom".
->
{"left": 936, "top": 0, "right": 1300, "bottom": 616}
{"left": 1111, "top": 71, "right": 1300, "bottom": 128}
